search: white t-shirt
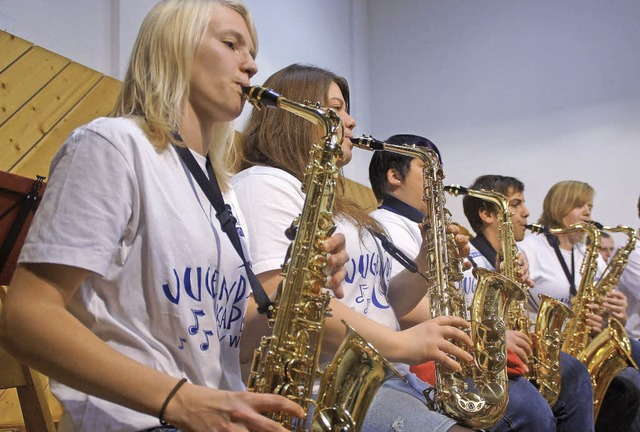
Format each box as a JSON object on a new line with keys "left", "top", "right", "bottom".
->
{"left": 461, "top": 243, "right": 496, "bottom": 312}
{"left": 370, "top": 207, "right": 422, "bottom": 278}
{"left": 617, "top": 243, "right": 640, "bottom": 338}
{"left": 232, "top": 166, "right": 397, "bottom": 330}
{"left": 519, "top": 232, "right": 606, "bottom": 322}
{"left": 19, "top": 117, "right": 250, "bottom": 431}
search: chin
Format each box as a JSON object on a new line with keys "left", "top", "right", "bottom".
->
{"left": 337, "top": 153, "right": 352, "bottom": 167}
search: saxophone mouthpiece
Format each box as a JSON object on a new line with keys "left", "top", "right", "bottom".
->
{"left": 443, "top": 184, "right": 468, "bottom": 196}
{"left": 525, "top": 223, "right": 549, "bottom": 234}
{"left": 590, "top": 220, "right": 604, "bottom": 230}
{"left": 351, "top": 135, "right": 385, "bottom": 151}
{"left": 242, "top": 85, "right": 282, "bottom": 109}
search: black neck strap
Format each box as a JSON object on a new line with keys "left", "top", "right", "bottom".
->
{"left": 368, "top": 228, "right": 420, "bottom": 275}
{"left": 173, "top": 144, "right": 273, "bottom": 317}
{"left": 546, "top": 233, "right": 576, "bottom": 296}
{"left": 470, "top": 234, "right": 498, "bottom": 270}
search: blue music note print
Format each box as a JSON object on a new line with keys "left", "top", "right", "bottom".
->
{"left": 188, "top": 309, "right": 206, "bottom": 335}
{"left": 200, "top": 329, "right": 214, "bottom": 351}
{"left": 178, "top": 337, "right": 187, "bottom": 350}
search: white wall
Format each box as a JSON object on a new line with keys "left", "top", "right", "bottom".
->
{"left": 364, "top": 0, "right": 640, "bottom": 231}
{"left": 2, "top": 0, "right": 639, "bottom": 232}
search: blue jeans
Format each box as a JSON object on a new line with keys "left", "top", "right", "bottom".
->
{"left": 553, "top": 351, "right": 595, "bottom": 432}
{"left": 489, "top": 375, "right": 555, "bottom": 432}
{"left": 623, "top": 338, "right": 640, "bottom": 431}
{"left": 361, "top": 374, "right": 457, "bottom": 432}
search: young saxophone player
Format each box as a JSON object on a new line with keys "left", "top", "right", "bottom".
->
{"left": 369, "top": 140, "right": 591, "bottom": 431}
{"left": 0, "top": 2, "right": 350, "bottom": 431}
{"left": 618, "top": 195, "right": 640, "bottom": 340}
{"left": 233, "top": 64, "right": 474, "bottom": 431}
{"left": 520, "top": 180, "right": 640, "bottom": 431}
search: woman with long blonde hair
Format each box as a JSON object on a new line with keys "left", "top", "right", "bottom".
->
{"left": 0, "top": 3, "right": 349, "bottom": 431}
{"left": 520, "top": 180, "right": 640, "bottom": 431}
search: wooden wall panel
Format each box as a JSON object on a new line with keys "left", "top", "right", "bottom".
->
{"left": 0, "top": 45, "right": 71, "bottom": 125}
{"left": 0, "top": 62, "right": 103, "bottom": 171}
{"left": 12, "top": 77, "right": 121, "bottom": 178}
{"left": 0, "top": 32, "right": 32, "bottom": 72}
{"left": 344, "top": 178, "right": 378, "bottom": 212}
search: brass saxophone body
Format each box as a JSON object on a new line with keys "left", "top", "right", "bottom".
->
{"left": 526, "top": 222, "right": 637, "bottom": 420}
{"left": 445, "top": 187, "right": 572, "bottom": 406}
{"left": 594, "top": 224, "right": 638, "bottom": 318}
{"left": 352, "top": 136, "right": 524, "bottom": 429}
{"left": 243, "top": 86, "right": 401, "bottom": 431}
{"left": 584, "top": 222, "right": 638, "bottom": 419}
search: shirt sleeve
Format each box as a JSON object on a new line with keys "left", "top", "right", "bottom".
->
{"left": 233, "top": 170, "right": 304, "bottom": 275}
{"left": 19, "top": 126, "right": 136, "bottom": 277}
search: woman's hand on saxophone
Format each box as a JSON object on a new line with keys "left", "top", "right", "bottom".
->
{"left": 602, "top": 290, "right": 629, "bottom": 325}
{"left": 586, "top": 304, "right": 605, "bottom": 333}
{"left": 322, "top": 232, "right": 349, "bottom": 299}
{"left": 586, "top": 291, "right": 629, "bottom": 333}
{"left": 162, "top": 383, "right": 304, "bottom": 432}
{"left": 402, "top": 315, "right": 474, "bottom": 372}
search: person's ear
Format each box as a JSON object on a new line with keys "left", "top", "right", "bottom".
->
{"left": 478, "top": 207, "right": 496, "bottom": 225}
{"left": 386, "top": 168, "right": 403, "bottom": 187}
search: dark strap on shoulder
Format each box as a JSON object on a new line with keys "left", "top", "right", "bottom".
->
{"left": 368, "top": 228, "right": 419, "bottom": 275}
{"left": 173, "top": 145, "right": 273, "bottom": 317}
{"left": 469, "top": 234, "right": 497, "bottom": 270}
{"left": 545, "top": 233, "right": 576, "bottom": 296}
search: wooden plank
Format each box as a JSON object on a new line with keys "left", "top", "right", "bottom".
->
{"left": 0, "top": 62, "right": 104, "bottom": 172}
{"left": 11, "top": 77, "right": 121, "bottom": 178}
{"left": 0, "top": 45, "right": 70, "bottom": 125}
{"left": 343, "top": 178, "right": 378, "bottom": 212}
{"left": 0, "top": 31, "right": 33, "bottom": 72}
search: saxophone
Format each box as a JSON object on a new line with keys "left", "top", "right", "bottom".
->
{"left": 526, "top": 221, "right": 637, "bottom": 420}
{"left": 582, "top": 222, "right": 638, "bottom": 420}
{"left": 445, "top": 186, "right": 572, "bottom": 406}
{"left": 593, "top": 224, "right": 638, "bottom": 319}
{"left": 242, "top": 86, "right": 402, "bottom": 432}
{"left": 352, "top": 136, "right": 525, "bottom": 429}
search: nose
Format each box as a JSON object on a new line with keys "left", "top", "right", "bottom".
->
{"left": 522, "top": 204, "right": 530, "bottom": 219}
{"left": 242, "top": 53, "right": 258, "bottom": 79}
{"left": 342, "top": 112, "right": 356, "bottom": 131}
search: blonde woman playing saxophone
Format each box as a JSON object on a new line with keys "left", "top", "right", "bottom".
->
{"left": 233, "top": 64, "right": 474, "bottom": 431}
{"left": 458, "top": 174, "right": 594, "bottom": 431}
{"left": 520, "top": 180, "right": 640, "bottom": 431}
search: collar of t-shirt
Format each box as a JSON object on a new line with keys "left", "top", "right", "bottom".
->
{"left": 378, "top": 195, "right": 425, "bottom": 224}
{"left": 470, "top": 234, "right": 498, "bottom": 269}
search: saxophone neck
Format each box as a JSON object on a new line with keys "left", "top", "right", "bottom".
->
{"left": 445, "top": 186, "right": 517, "bottom": 279}
{"left": 351, "top": 135, "right": 440, "bottom": 167}
{"left": 242, "top": 85, "right": 343, "bottom": 141}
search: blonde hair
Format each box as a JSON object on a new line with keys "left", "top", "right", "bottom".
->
{"left": 539, "top": 180, "right": 595, "bottom": 228}
{"left": 239, "top": 63, "right": 383, "bottom": 234}
{"left": 112, "top": 0, "right": 257, "bottom": 188}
